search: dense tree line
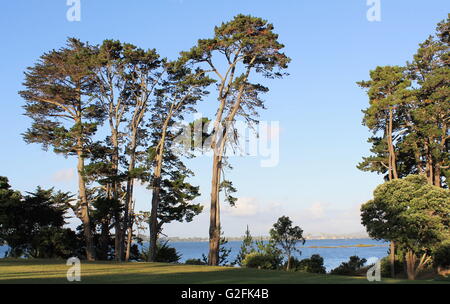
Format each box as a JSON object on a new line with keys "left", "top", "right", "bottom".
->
{"left": 8, "top": 14, "right": 289, "bottom": 264}
{"left": 359, "top": 15, "right": 450, "bottom": 280}
{"left": 357, "top": 15, "right": 449, "bottom": 188}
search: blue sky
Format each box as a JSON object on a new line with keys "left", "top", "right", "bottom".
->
{"left": 0, "top": 0, "right": 448, "bottom": 237}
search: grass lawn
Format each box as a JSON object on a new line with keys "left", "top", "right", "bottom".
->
{"left": 0, "top": 259, "right": 448, "bottom": 284}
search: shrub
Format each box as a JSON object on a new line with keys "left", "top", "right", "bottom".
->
{"left": 141, "top": 241, "right": 181, "bottom": 263}
{"left": 284, "top": 257, "right": 302, "bottom": 271}
{"left": 242, "top": 252, "right": 277, "bottom": 270}
{"left": 155, "top": 242, "right": 181, "bottom": 263}
{"left": 254, "top": 240, "right": 283, "bottom": 269}
{"left": 380, "top": 256, "right": 404, "bottom": 278}
{"left": 330, "top": 256, "right": 367, "bottom": 276}
{"left": 185, "top": 258, "right": 207, "bottom": 265}
{"left": 297, "top": 254, "right": 327, "bottom": 274}
{"left": 433, "top": 240, "right": 450, "bottom": 269}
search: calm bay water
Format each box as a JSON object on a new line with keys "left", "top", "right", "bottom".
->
{"left": 168, "top": 238, "right": 389, "bottom": 271}
{"left": 0, "top": 238, "right": 389, "bottom": 271}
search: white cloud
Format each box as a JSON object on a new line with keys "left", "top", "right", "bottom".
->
{"left": 223, "top": 197, "right": 259, "bottom": 217}
{"left": 307, "top": 202, "right": 326, "bottom": 219}
{"left": 52, "top": 168, "right": 75, "bottom": 182}
{"left": 290, "top": 202, "right": 365, "bottom": 235}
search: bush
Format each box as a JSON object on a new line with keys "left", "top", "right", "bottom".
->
{"left": 254, "top": 240, "right": 283, "bottom": 269}
{"left": 284, "top": 257, "right": 302, "bottom": 271}
{"left": 242, "top": 252, "right": 277, "bottom": 270}
{"left": 330, "top": 256, "right": 367, "bottom": 276}
{"left": 155, "top": 242, "right": 181, "bottom": 263}
{"left": 380, "top": 256, "right": 404, "bottom": 278}
{"left": 185, "top": 258, "right": 207, "bottom": 265}
{"left": 141, "top": 241, "right": 181, "bottom": 263}
{"left": 297, "top": 254, "right": 327, "bottom": 274}
{"left": 433, "top": 240, "right": 450, "bottom": 269}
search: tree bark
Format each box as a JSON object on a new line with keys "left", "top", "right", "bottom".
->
{"left": 208, "top": 152, "right": 222, "bottom": 266}
{"left": 433, "top": 164, "right": 441, "bottom": 188}
{"left": 389, "top": 241, "right": 395, "bottom": 278}
{"left": 124, "top": 129, "right": 138, "bottom": 261}
{"left": 405, "top": 250, "right": 431, "bottom": 280}
{"left": 124, "top": 221, "right": 133, "bottom": 261}
{"left": 388, "top": 108, "right": 398, "bottom": 179}
{"left": 424, "top": 141, "right": 434, "bottom": 185}
{"left": 77, "top": 150, "right": 96, "bottom": 261}
{"left": 405, "top": 250, "right": 416, "bottom": 280}
{"left": 124, "top": 167, "right": 135, "bottom": 262}
{"left": 149, "top": 176, "right": 161, "bottom": 262}
{"left": 385, "top": 109, "right": 398, "bottom": 276}
{"left": 149, "top": 114, "right": 171, "bottom": 262}
{"left": 123, "top": 99, "right": 146, "bottom": 261}
{"left": 207, "top": 56, "right": 256, "bottom": 266}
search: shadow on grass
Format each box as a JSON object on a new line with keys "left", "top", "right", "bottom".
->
{"left": 0, "top": 260, "right": 448, "bottom": 284}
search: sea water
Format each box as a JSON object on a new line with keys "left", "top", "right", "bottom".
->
{"left": 0, "top": 238, "right": 389, "bottom": 271}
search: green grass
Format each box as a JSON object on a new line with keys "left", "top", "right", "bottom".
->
{"left": 0, "top": 259, "right": 448, "bottom": 284}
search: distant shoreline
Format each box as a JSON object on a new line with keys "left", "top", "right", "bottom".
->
{"left": 154, "top": 235, "right": 373, "bottom": 243}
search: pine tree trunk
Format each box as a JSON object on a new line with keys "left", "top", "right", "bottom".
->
{"left": 124, "top": 224, "right": 133, "bottom": 262}
{"left": 149, "top": 178, "right": 161, "bottom": 262}
{"left": 124, "top": 127, "right": 138, "bottom": 261}
{"left": 389, "top": 241, "right": 395, "bottom": 278}
{"left": 77, "top": 151, "right": 96, "bottom": 261}
{"left": 207, "top": 59, "right": 254, "bottom": 267}
{"left": 388, "top": 108, "right": 398, "bottom": 179}
{"left": 208, "top": 153, "right": 221, "bottom": 266}
{"left": 110, "top": 127, "right": 124, "bottom": 262}
{"left": 124, "top": 175, "right": 135, "bottom": 262}
{"left": 149, "top": 116, "right": 170, "bottom": 262}
{"left": 386, "top": 109, "right": 398, "bottom": 277}
{"left": 433, "top": 165, "right": 441, "bottom": 188}
{"left": 424, "top": 141, "right": 434, "bottom": 185}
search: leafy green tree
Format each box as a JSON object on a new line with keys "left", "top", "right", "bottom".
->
{"left": 357, "top": 16, "right": 450, "bottom": 276}
{"left": 181, "top": 14, "right": 290, "bottom": 265}
{"left": 0, "top": 178, "right": 78, "bottom": 258}
{"left": 90, "top": 39, "right": 130, "bottom": 261}
{"left": 296, "top": 254, "right": 327, "bottom": 274}
{"left": 269, "top": 216, "right": 305, "bottom": 270}
{"left": 154, "top": 241, "right": 182, "bottom": 263}
{"left": 0, "top": 177, "right": 22, "bottom": 248}
{"left": 358, "top": 16, "right": 449, "bottom": 192}
{"left": 20, "top": 38, "right": 103, "bottom": 260}
{"left": 234, "top": 225, "right": 254, "bottom": 266}
{"left": 254, "top": 238, "right": 283, "bottom": 269}
{"left": 361, "top": 175, "right": 450, "bottom": 280}
{"left": 121, "top": 44, "right": 163, "bottom": 261}
{"left": 330, "top": 256, "right": 367, "bottom": 276}
{"left": 88, "top": 40, "right": 164, "bottom": 261}
{"left": 405, "top": 15, "right": 449, "bottom": 188}
{"left": 433, "top": 240, "right": 450, "bottom": 274}
{"left": 242, "top": 252, "right": 276, "bottom": 270}
{"left": 357, "top": 65, "right": 411, "bottom": 181}
{"left": 146, "top": 60, "right": 212, "bottom": 262}
{"left": 89, "top": 196, "right": 121, "bottom": 260}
